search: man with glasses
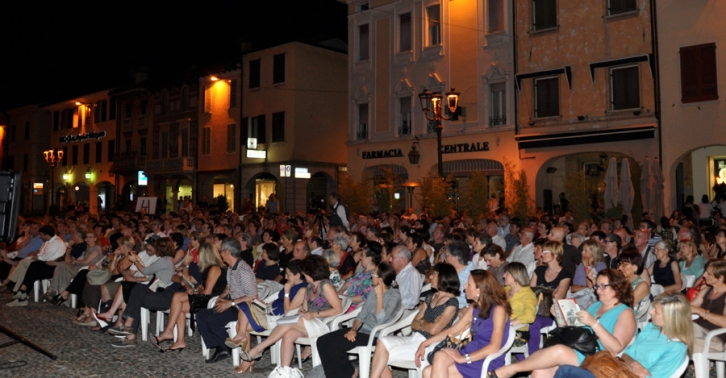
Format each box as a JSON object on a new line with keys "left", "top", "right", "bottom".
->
{"left": 444, "top": 241, "right": 472, "bottom": 308}
{"left": 390, "top": 245, "right": 422, "bottom": 309}
{"left": 196, "top": 238, "right": 258, "bottom": 363}
{"left": 603, "top": 234, "right": 622, "bottom": 269}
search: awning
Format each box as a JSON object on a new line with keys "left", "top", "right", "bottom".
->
{"left": 589, "top": 54, "right": 655, "bottom": 82}
{"left": 515, "top": 124, "right": 656, "bottom": 149}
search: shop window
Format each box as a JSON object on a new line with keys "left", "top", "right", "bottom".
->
{"left": 681, "top": 43, "right": 718, "bottom": 104}
{"left": 399, "top": 97, "right": 412, "bottom": 135}
{"left": 357, "top": 103, "right": 369, "bottom": 140}
{"left": 490, "top": 82, "right": 507, "bottom": 126}
{"left": 273, "top": 53, "right": 286, "bottom": 84}
{"left": 249, "top": 59, "right": 261, "bottom": 89}
{"left": 426, "top": 4, "right": 441, "bottom": 46}
{"left": 534, "top": 77, "right": 559, "bottom": 118}
{"left": 489, "top": 0, "right": 505, "bottom": 32}
{"left": 399, "top": 13, "right": 412, "bottom": 52}
{"left": 202, "top": 127, "right": 211, "bottom": 155}
{"left": 272, "top": 112, "right": 285, "bottom": 143}
{"left": 608, "top": 0, "right": 636, "bottom": 15}
{"left": 610, "top": 65, "right": 640, "bottom": 110}
{"left": 358, "top": 24, "right": 370, "bottom": 61}
{"left": 533, "top": 0, "right": 557, "bottom": 31}
{"left": 227, "top": 124, "right": 237, "bottom": 153}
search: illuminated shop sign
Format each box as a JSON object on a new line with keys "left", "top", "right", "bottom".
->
{"left": 441, "top": 142, "right": 489, "bottom": 154}
{"left": 362, "top": 149, "right": 404, "bottom": 160}
{"left": 60, "top": 131, "right": 107, "bottom": 143}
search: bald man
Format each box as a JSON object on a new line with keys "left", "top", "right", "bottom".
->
{"left": 548, "top": 227, "right": 581, "bottom": 273}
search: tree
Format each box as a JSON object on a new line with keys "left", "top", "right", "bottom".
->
{"left": 373, "top": 167, "right": 401, "bottom": 213}
{"left": 461, "top": 171, "right": 489, "bottom": 220}
{"left": 338, "top": 176, "right": 373, "bottom": 215}
{"left": 417, "top": 174, "right": 452, "bottom": 218}
{"left": 504, "top": 160, "right": 533, "bottom": 221}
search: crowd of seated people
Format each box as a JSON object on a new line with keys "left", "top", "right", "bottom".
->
{"left": 7, "top": 193, "right": 726, "bottom": 377}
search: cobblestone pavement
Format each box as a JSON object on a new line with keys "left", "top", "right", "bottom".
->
{"left": 0, "top": 292, "right": 410, "bottom": 378}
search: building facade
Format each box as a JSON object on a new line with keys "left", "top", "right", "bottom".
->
{"left": 240, "top": 42, "right": 348, "bottom": 213}
{"left": 513, "top": 0, "right": 659, "bottom": 214}
{"left": 658, "top": 0, "right": 726, "bottom": 214}
{"left": 341, "top": 0, "right": 518, "bottom": 214}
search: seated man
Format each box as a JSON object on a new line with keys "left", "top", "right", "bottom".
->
{"left": 391, "top": 245, "right": 423, "bottom": 310}
{"left": 0, "top": 221, "right": 43, "bottom": 285}
{"left": 6, "top": 225, "right": 66, "bottom": 306}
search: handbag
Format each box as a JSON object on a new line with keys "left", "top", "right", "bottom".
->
{"left": 687, "top": 279, "right": 707, "bottom": 301}
{"left": 86, "top": 269, "right": 113, "bottom": 286}
{"left": 427, "top": 321, "right": 472, "bottom": 364}
{"left": 532, "top": 286, "right": 555, "bottom": 317}
{"left": 267, "top": 366, "right": 304, "bottom": 378}
{"left": 188, "top": 294, "right": 213, "bottom": 332}
{"left": 544, "top": 326, "right": 599, "bottom": 356}
{"left": 580, "top": 350, "right": 639, "bottom": 378}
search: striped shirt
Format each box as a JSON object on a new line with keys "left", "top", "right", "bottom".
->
{"left": 227, "top": 259, "right": 258, "bottom": 300}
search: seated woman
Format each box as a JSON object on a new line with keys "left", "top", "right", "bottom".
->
{"left": 679, "top": 240, "right": 706, "bottom": 279}
{"left": 331, "top": 233, "right": 356, "bottom": 281}
{"left": 492, "top": 269, "right": 637, "bottom": 378}
{"left": 255, "top": 243, "right": 282, "bottom": 283}
{"left": 153, "top": 242, "right": 227, "bottom": 352}
{"left": 318, "top": 262, "right": 402, "bottom": 378}
{"left": 349, "top": 232, "right": 368, "bottom": 272}
{"left": 648, "top": 240, "right": 682, "bottom": 294}
{"left": 570, "top": 240, "right": 606, "bottom": 293}
{"left": 690, "top": 259, "right": 726, "bottom": 354}
{"left": 553, "top": 293, "right": 693, "bottom": 378}
{"left": 482, "top": 244, "right": 509, "bottom": 286}
{"left": 370, "top": 263, "right": 460, "bottom": 378}
{"left": 48, "top": 232, "right": 103, "bottom": 304}
{"left": 530, "top": 241, "right": 572, "bottom": 300}
{"left": 406, "top": 232, "right": 431, "bottom": 275}
{"left": 471, "top": 233, "right": 492, "bottom": 270}
{"left": 617, "top": 246, "right": 652, "bottom": 322}
{"left": 338, "top": 243, "right": 381, "bottom": 312}
{"left": 707, "top": 229, "right": 726, "bottom": 260}
{"left": 170, "top": 232, "right": 187, "bottom": 270}
{"left": 236, "top": 255, "right": 343, "bottom": 373}
{"left": 414, "top": 270, "right": 511, "bottom": 378}
{"left": 503, "top": 262, "right": 536, "bottom": 348}
{"left": 225, "top": 260, "right": 307, "bottom": 352}
{"left": 322, "top": 249, "right": 343, "bottom": 291}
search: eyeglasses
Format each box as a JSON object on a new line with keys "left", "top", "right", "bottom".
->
{"left": 593, "top": 284, "right": 611, "bottom": 290}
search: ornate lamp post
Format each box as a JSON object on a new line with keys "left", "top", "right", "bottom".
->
{"left": 418, "top": 88, "right": 460, "bottom": 178}
{"left": 43, "top": 148, "right": 63, "bottom": 215}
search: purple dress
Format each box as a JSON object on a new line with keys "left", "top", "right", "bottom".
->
{"left": 455, "top": 305, "right": 511, "bottom": 377}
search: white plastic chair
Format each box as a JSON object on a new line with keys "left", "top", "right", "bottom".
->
{"left": 683, "top": 274, "right": 696, "bottom": 290}
{"left": 33, "top": 279, "right": 51, "bottom": 302}
{"left": 651, "top": 284, "right": 665, "bottom": 297}
{"left": 671, "top": 354, "right": 690, "bottom": 378}
{"left": 345, "top": 307, "right": 411, "bottom": 378}
{"left": 224, "top": 291, "right": 285, "bottom": 366}
{"left": 200, "top": 296, "right": 220, "bottom": 359}
{"left": 288, "top": 295, "right": 353, "bottom": 368}
{"left": 693, "top": 328, "right": 726, "bottom": 378}
{"left": 505, "top": 323, "right": 530, "bottom": 364}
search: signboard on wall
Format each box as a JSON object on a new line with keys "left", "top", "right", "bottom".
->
{"left": 280, "top": 165, "right": 292, "bottom": 177}
{"left": 247, "top": 138, "right": 258, "bottom": 149}
{"left": 138, "top": 171, "right": 148, "bottom": 186}
{"left": 246, "top": 149, "right": 266, "bottom": 159}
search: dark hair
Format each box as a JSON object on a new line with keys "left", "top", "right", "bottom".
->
{"left": 286, "top": 259, "right": 303, "bottom": 277}
{"left": 446, "top": 241, "right": 470, "bottom": 265}
{"left": 154, "top": 237, "right": 177, "bottom": 258}
{"left": 408, "top": 233, "right": 424, "bottom": 249}
{"left": 376, "top": 262, "right": 397, "bottom": 287}
{"left": 641, "top": 219, "right": 656, "bottom": 231}
{"left": 262, "top": 243, "right": 280, "bottom": 261}
{"left": 399, "top": 225, "right": 411, "bottom": 237}
{"left": 433, "top": 263, "right": 460, "bottom": 297}
{"left": 170, "top": 232, "right": 184, "bottom": 249}
{"left": 351, "top": 232, "right": 367, "bottom": 249}
{"left": 590, "top": 230, "right": 607, "bottom": 241}
{"left": 606, "top": 233, "right": 622, "bottom": 250}
{"left": 597, "top": 269, "right": 634, "bottom": 308}
{"left": 470, "top": 270, "right": 511, "bottom": 319}
{"left": 706, "top": 260, "right": 726, "bottom": 282}
{"left": 618, "top": 246, "right": 644, "bottom": 275}
{"left": 263, "top": 229, "right": 280, "bottom": 242}
{"left": 39, "top": 225, "right": 56, "bottom": 237}
{"left": 703, "top": 195, "right": 711, "bottom": 204}
{"left": 300, "top": 255, "right": 330, "bottom": 281}
{"left": 310, "top": 236, "right": 322, "bottom": 247}
{"left": 365, "top": 242, "right": 383, "bottom": 265}
{"left": 214, "top": 233, "right": 227, "bottom": 241}
{"left": 538, "top": 221, "right": 552, "bottom": 234}
{"left": 415, "top": 229, "right": 431, "bottom": 243}
{"left": 482, "top": 244, "right": 508, "bottom": 261}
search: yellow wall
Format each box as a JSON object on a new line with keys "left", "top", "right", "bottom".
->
{"left": 448, "top": 0, "right": 479, "bottom": 121}
{"left": 197, "top": 71, "right": 241, "bottom": 172}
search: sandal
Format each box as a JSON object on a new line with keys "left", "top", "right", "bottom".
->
{"left": 235, "top": 361, "right": 254, "bottom": 373}
{"left": 239, "top": 350, "right": 262, "bottom": 362}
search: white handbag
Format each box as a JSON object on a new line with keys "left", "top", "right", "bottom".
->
{"left": 267, "top": 366, "right": 304, "bottom": 378}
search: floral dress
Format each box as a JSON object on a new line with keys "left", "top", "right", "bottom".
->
{"left": 344, "top": 268, "right": 373, "bottom": 312}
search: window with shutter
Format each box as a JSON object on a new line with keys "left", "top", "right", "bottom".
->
{"left": 96, "top": 142, "right": 103, "bottom": 163}
{"left": 359, "top": 24, "right": 370, "bottom": 61}
{"left": 608, "top": 0, "right": 636, "bottom": 15}
{"left": 681, "top": 43, "right": 719, "bottom": 103}
{"left": 229, "top": 80, "right": 238, "bottom": 108}
{"left": 256, "top": 115, "right": 267, "bottom": 143}
{"left": 534, "top": 77, "right": 559, "bottom": 118}
{"left": 72, "top": 145, "right": 79, "bottom": 165}
{"left": 83, "top": 143, "right": 90, "bottom": 164}
{"left": 107, "top": 140, "right": 114, "bottom": 162}
{"left": 249, "top": 59, "right": 261, "bottom": 89}
{"left": 273, "top": 54, "right": 286, "bottom": 84}
{"left": 399, "top": 13, "right": 412, "bottom": 52}
{"left": 204, "top": 86, "right": 212, "bottom": 113}
{"left": 610, "top": 65, "right": 640, "bottom": 110}
{"left": 202, "top": 127, "right": 211, "bottom": 155}
{"left": 533, "top": 0, "right": 557, "bottom": 31}
{"left": 272, "top": 112, "right": 285, "bottom": 143}
{"left": 53, "top": 111, "right": 60, "bottom": 131}
{"left": 426, "top": 5, "right": 441, "bottom": 46}
{"left": 489, "top": 0, "right": 505, "bottom": 32}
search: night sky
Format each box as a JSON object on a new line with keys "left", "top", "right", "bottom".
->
{"left": 0, "top": 0, "right": 348, "bottom": 111}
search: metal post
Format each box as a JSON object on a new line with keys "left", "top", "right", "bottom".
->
{"left": 436, "top": 119, "right": 443, "bottom": 178}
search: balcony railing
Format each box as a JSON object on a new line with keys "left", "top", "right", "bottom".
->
{"left": 489, "top": 116, "right": 507, "bottom": 126}
{"left": 110, "top": 152, "right": 145, "bottom": 173}
{"left": 399, "top": 114, "right": 411, "bottom": 136}
{"left": 144, "top": 157, "right": 195, "bottom": 174}
{"left": 356, "top": 123, "right": 368, "bottom": 140}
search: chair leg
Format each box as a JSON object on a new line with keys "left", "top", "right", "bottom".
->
{"left": 140, "top": 308, "right": 149, "bottom": 341}
{"left": 70, "top": 294, "right": 77, "bottom": 308}
{"left": 33, "top": 281, "right": 40, "bottom": 302}
{"left": 693, "top": 353, "right": 709, "bottom": 378}
{"left": 156, "top": 311, "right": 164, "bottom": 337}
{"left": 717, "top": 360, "right": 725, "bottom": 378}
{"left": 296, "top": 344, "right": 302, "bottom": 370}
{"left": 358, "top": 349, "right": 371, "bottom": 378}
{"left": 172, "top": 324, "right": 178, "bottom": 343}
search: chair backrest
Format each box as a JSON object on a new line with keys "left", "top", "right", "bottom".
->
{"left": 264, "top": 290, "right": 280, "bottom": 304}
{"left": 340, "top": 295, "right": 353, "bottom": 314}
{"left": 208, "top": 296, "right": 220, "bottom": 309}
{"left": 330, "top": 307, "right": 362, "bottom": 331}
{"left": 651, "top": 284, "right": 665, "bottom": 297}
{"left": 670, "top": 354, "right": 689, "bottom": 378}
{"left": 378, "top": 308, "right": 420, "bottom": 338}
{"left": 365, "top": 306, "right": 407, "bottom": 349}
{"left": 682, "top": 275, "right": 696, "bottom": 289}
{"left": 479, "top": 327, "right": 516, "bottom": 378}
{"left": 421, "top": 283, "right": 432, "bottom": 293}
{"left": 257, "top": 283, "right": 272, "bottom": 300}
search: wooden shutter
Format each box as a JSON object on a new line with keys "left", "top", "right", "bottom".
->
{"left": 681, "top": 43, "right": 719, "bottom": 103}
{"left": 700, "top": 43, "right": 718, "bottom": 99}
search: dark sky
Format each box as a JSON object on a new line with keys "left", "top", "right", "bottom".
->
{"left": 0, "top": 0, "right": 348, "bottom": 111}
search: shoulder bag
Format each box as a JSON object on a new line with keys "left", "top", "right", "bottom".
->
{"left": 580, "top": 350, "right": 639, "bottom": 378}
{"left": 543, "top": 326, "right": 599, "bottom": 356}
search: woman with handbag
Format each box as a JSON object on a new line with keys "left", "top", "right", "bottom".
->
{"left": 153, "top": 242, "right": 226, "bottom": 352}
{"left": 553, "top": 293, "right": 693, "bottom": 378}
{"left": 317, "top": 262, "right": 402, "bottom": 378}
{"left": 491, "top": 269, "right": 637, "bottom": 378}
{"left": 370, "top": 263, "right": 460, "bottom": 378}
{"left": 414, "top": 269, "right": 511, "bottom": 378}
{"left": 236, "top": 255, "right": 343, "bottom": 373}
{"left": 617, "top": 247, "right": 651, "bottom": 323}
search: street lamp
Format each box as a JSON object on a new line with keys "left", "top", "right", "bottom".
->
{"left": 43, "top": 148, "right": 64, "bottom": 215}
{"left": 418, "top": 88, "right": 460, "bottom": 178}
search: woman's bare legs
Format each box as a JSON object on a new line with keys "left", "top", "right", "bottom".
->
{"left": 100, "top": 284, "right": 112, "bottom": 302}
{"left": 494, "top": 345, "right": 579, "bottom": 378}
{"left": 422, "top": 352, "right": 463, "bottom": 378}
{"left": 239, "top": 319, "right": 308, "bottom": 371}
{"left": 97, "top": 286, "right": 125, "bottom": 319}
{"left": 230, "top": 309, "right": 251, "bottom": 343}
{"left": 370, "top": 339, "right": 394, "bottom": 378}
{"left": 157, "top": 292, "right": 188, "bottom": 342}
{"left": 168, "top": 301, "right": 190, "bottom": 349}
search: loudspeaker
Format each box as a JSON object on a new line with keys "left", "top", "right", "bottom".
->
{"left": 0, "top": 171, "right": 21, "bottom": 243}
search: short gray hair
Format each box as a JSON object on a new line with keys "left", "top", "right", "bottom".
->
{"left": 221, "top": 238, "right": 242, "bottom": 258}
{"left": 322, "top": 249, "right": 340, "bottom": 267}
{"left": 333, "top": 233, "right": 349, "bottom": 250}
{"left": 393, "top": 245, "right": 412, "bottom": 262}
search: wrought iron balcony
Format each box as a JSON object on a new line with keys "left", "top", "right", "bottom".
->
{"left": 356, "top": 123, "right": 368, "bottom": 140}
{"left": 489, "top": 116, "right": 507, "bottom": 126}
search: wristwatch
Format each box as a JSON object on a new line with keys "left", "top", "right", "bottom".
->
{"left": 284, "top": 292, "right": 290, "bottom": 298}
{"left": 465, "top": 353, "right": 472, "bottom": 364}
{"left": 230, "top": 299, "right": 235, "bottom": 306}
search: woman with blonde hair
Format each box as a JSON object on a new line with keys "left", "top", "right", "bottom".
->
{"left": 679, "top": 240, "right": 706, "bottom": 278}
{"left": 530, "top": 241, "right": 572, "bottom": 300}
{"left": 571, "top": 240, "right": 606, "bottom": 294}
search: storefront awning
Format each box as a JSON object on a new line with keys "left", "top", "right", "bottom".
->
{"left": 515, "top": 124, "right": 656, "bottom": 149}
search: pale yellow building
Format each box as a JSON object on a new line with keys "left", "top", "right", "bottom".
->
{"left": 657, "top": 0, "right": 726, "bottom": 214}
{"left": 340, "top": 0, "right": 518, "bottom": 213}
{"left": 240, "top": 41, "right": 348, "bottom": 213}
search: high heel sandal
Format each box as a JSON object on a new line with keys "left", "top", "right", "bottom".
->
{"left": 161, "top": 346, "right": 185, "bottom": 353}
{"left": 224, "top": 337, "right": 247, "bottom": 350}
{"left": 239, "top": 350, "right": 262, "bottom": 362}
{"left": 52, "top": 294, "right": 68, "bottom": 306}
{"left": 234, "top": 361, "right": 254, "bottom": 373}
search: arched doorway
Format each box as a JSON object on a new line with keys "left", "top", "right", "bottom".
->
{"left": 177, "top": 177, "right": 193, "bottom": 202}
{"left": 54, "top": 184, "right": 68, "bottom": 212}
{"left": 535, "top": 152, "right": 642, "bottom": 223}
{"left": 670, "top": 145, "right": 726, "bottom": 215}
{"left": 306, "top": 172, "right": 336, "bottom": 211}
{"left": 213, "top": 175, "right": 236, "bottom": 212}
{"left": 74, "top": 182, "right": 90, "bottom": 211}
{"left": 96, "top": 181, "right": 116, "bottom": 212}
{"left": 363, "top": 165, "right": 409, "bottom": 214}
{"left": 245, "top": 173, "right": 276, "bottom": 212}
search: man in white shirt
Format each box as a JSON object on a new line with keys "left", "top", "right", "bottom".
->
{"left": 391, "top": 245, "right": 422, "bottom": 309}
{"left": 7, "top": 225, "right": 66, "bottom": 306}
{"left": 308, "top": 236, "right": 324, "bottom": 256}
{"left": 507, "top": 228, "right": 535, "bottom": 267}
{"left": 486, "top": 221, "right": 507, "bottom": 251}
{"left": 497, "top": 214, "right": 511, "bottom": 239}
